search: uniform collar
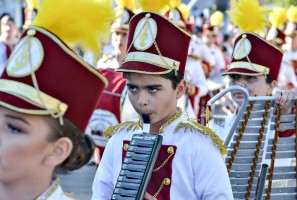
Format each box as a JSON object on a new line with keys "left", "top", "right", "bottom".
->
{"left": 36, "top": 178, "right": 64, "bottom": 200}
{"left": 158, "top": 107, "right": 184, "bottom": 134}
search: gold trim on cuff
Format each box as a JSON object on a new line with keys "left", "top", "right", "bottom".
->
{"left": 226, "top": 61, "right": 270, "bottom": 75}
{"left": 123, "top": 52, "right": 180, "bottom": 70}
{"left": 0, "top": 79, "right": 68, "bottom": 115}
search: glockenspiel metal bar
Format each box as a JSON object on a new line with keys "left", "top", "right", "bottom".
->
{"left": 230, "top": 177, "right": 258, "bottom": 185}
{"left": 230, "top": 164, "right": 261, "bottom": 171}
{"left": 233, "top": 134, "right": 266, "bottom": 142}
{"left": 266, "top": 144, "right": 296, "bottom": 152}
{"left": 265, "top": 151, "right": 296, "bottom": 159}
{"left": 268, "top": 137, "right": 296, "bottom": 145}
{"left": 270, "top": 123, "right": 295, "bottom": 131}
{"left": 261, "top": 193, "right": 297, "bottom": 200}
{"left": 228, "top": 149, "right": 264, "bottom": 157}
{"left": 230, "top": 141, "right": 265, "bottom": 149}
{"left": 271, "top": 114, "right": 296, "bottom": 123}
{"left": 226, "top": 157, "right": 263, "bottom": 164}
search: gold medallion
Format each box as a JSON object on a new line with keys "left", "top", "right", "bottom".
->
{"left": 233, "top": 35, "right": 252, "bottom": 60}
{"left": 6, "top": 36, "right": 44, "bottom": 77}
{"left": 133, "top": 15, "right": 157, "bottom": 51}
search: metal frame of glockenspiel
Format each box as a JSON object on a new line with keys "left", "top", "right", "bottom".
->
{"left": 207, "top": 86, "right": 297, "bottom": 200}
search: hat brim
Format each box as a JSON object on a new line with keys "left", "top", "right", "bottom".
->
{"left": 0, "top": 91, "right": 49, "bottom": 115}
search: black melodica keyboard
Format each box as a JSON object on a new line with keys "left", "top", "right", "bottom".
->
{"left": 111, "top": 133, "right": 162, "bottom": 200}
{"left": 112, "top": 114, "right": 162, "bottom": 200}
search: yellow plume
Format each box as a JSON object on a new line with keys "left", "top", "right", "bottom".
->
{"left": 287, "top": 5, "right": 297, "bottom": 23}
{"left": 114, "top": 0, "right": 136, "bottom": 10}
{"left": 26, "top": 0, "right": 39, "bottom": 9}
{"left": 33, "top": 0, "right": 114, "bottom": 52}
{"left": 178, "top": 3, "right": 190, "bottom": 20}
{"left": 269, "top": 8, "right": 286, "bottom": 29}
{"left": 136, "top": 0, "right": 171, "bottom": 13}
{"left": 210, "top": 11, "right": 224, "bottom": 26}
{"left": 170, "top": 0, "right": 181, "bottom": 8}
{"left": 228, "top": 0, "right": 270, "bottom": 33}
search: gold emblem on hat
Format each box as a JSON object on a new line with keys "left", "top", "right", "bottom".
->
{"left": 233, "top": 34, "right": 252, "bottom": 60}
{"left": 115, "top": 8, "right": 129, "bottom": 25}
{"left": 6, "top": 36, "right": 44, "bottom": 77}
{"left": 133, "top": 14, "right": 157, "bottom": 51}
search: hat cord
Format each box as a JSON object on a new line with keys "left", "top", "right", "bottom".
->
{"left": 27, "top": 36, "right": 64, "bottom": 125}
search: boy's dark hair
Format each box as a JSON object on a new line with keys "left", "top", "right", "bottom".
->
{"left": 265, "top": 74, "right": 274, "bottom": 84}
{"left": 123, "top": 70, "right": 183, "bottom": 89}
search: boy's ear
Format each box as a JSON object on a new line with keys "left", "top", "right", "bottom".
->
{"left": 176, "top": 80, "right": 187, "bottom": 99}
{"left": 43, "top": 137, "right": 73, "bottom": 167}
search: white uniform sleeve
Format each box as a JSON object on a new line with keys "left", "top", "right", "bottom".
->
{"left": 92, "top": 137, "right": 115, "bottom": 200}
{"left": 193, "top": 136, "right": 233, "bottom": 199}
{"left": 214, "top": 48, "right": 226, "bottom": 72}
{"left": 185, "top": 58, "right": 208, "bottom": 97}
{"left": 201, "top": 44, "right": 215, "bottom": 67}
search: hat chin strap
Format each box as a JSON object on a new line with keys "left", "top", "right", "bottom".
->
{"left": 228, "top": 61, "right": 270, "bottom": 75}
{"left": 123, "top": 52, "right": 180, "bottom": 71}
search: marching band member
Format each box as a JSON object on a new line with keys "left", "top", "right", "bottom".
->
{"left": 267, "top": 7, "right": 297, "bottom": 90}
{"left": 85, "top": 0, "right": 138, "bottom": 165}
{"left": 0, "top": 15, "right": 19, "bottom": 76}
{"left": 162, "top": 1, "right": 214, "bottom": 119}
{"left": 209, "top": 0, "right": 296, "bottom": 143}
{"left": 0, "top": 0, "right": 114, "bottom": 199}
{"left": 92, "top": 12, "right": 233, "bottom": 200}
{"left": 202, "top": 24, "right": 226, "bottom": 77}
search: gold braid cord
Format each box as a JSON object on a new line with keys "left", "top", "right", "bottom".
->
{"left": 227, "top": 102, "right": 255, "bottom": 172}
{"left": 159, "top": 108, "right": 183, "bottom": 134}
{"left": 267, "top": 105, "right": 281, "bottom": 199}
{"left": 175, "top": 119, "right": 227, "bottom": 155}
{"left": 245, "top": 100, "right": 270, "bottom": 199}
{"left": 102, "top": 121, "right": 141, "bottom": 138}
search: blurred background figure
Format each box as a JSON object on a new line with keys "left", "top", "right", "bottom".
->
{"left": 23, "top": 0, "right": 39, "bottom": 28}
{"left": 0, "top": 14, "right": 19, "bottom": 76}
{"left": 85, "top": 0, "right": 137, "bottom": 166}
{"left": 267, "top": 7, "right": 297, "bottom": 91}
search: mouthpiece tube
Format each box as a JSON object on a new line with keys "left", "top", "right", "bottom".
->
{"left": 142, "top": 114, "right": 150, "bottom": 133}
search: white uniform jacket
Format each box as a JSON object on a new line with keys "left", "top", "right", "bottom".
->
{"left": 92, "top": 108, "right": 233, "bottom": 200}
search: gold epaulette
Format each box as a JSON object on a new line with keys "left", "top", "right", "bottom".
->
{"left": 102, "top": 121, "right": 141, "bottom": 138}
{"left": 174, "top": 119, "right": 227, "bottom": 156}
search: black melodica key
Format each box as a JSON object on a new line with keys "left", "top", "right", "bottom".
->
{"left": 122, "top": 163, "right": 147, "bottom": 172}
{"left": 119, "top": 170, "right": 144, "bottom": 179}
{"left": 117, "top": 176, "right": 142, "bottom": 184}
{"left": 113, "top": 188, "right": 138, "bottom": 197}
{"left": 130, "top": 139, "right": 155, "bottom": 147}
{"left": 111, "top": 194, "right": 135, "bottom": 200}
{"left": 116, "top": 182, "right": 140, "bottom": 190}
{"left": 127, "top": 145, "right": 152, "bottom": 154}
{"left": 126, "top": 152, "right": 150, "bottom": 162}
{"left": 123, "top": 157, "right": 147, "bottom": 165}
